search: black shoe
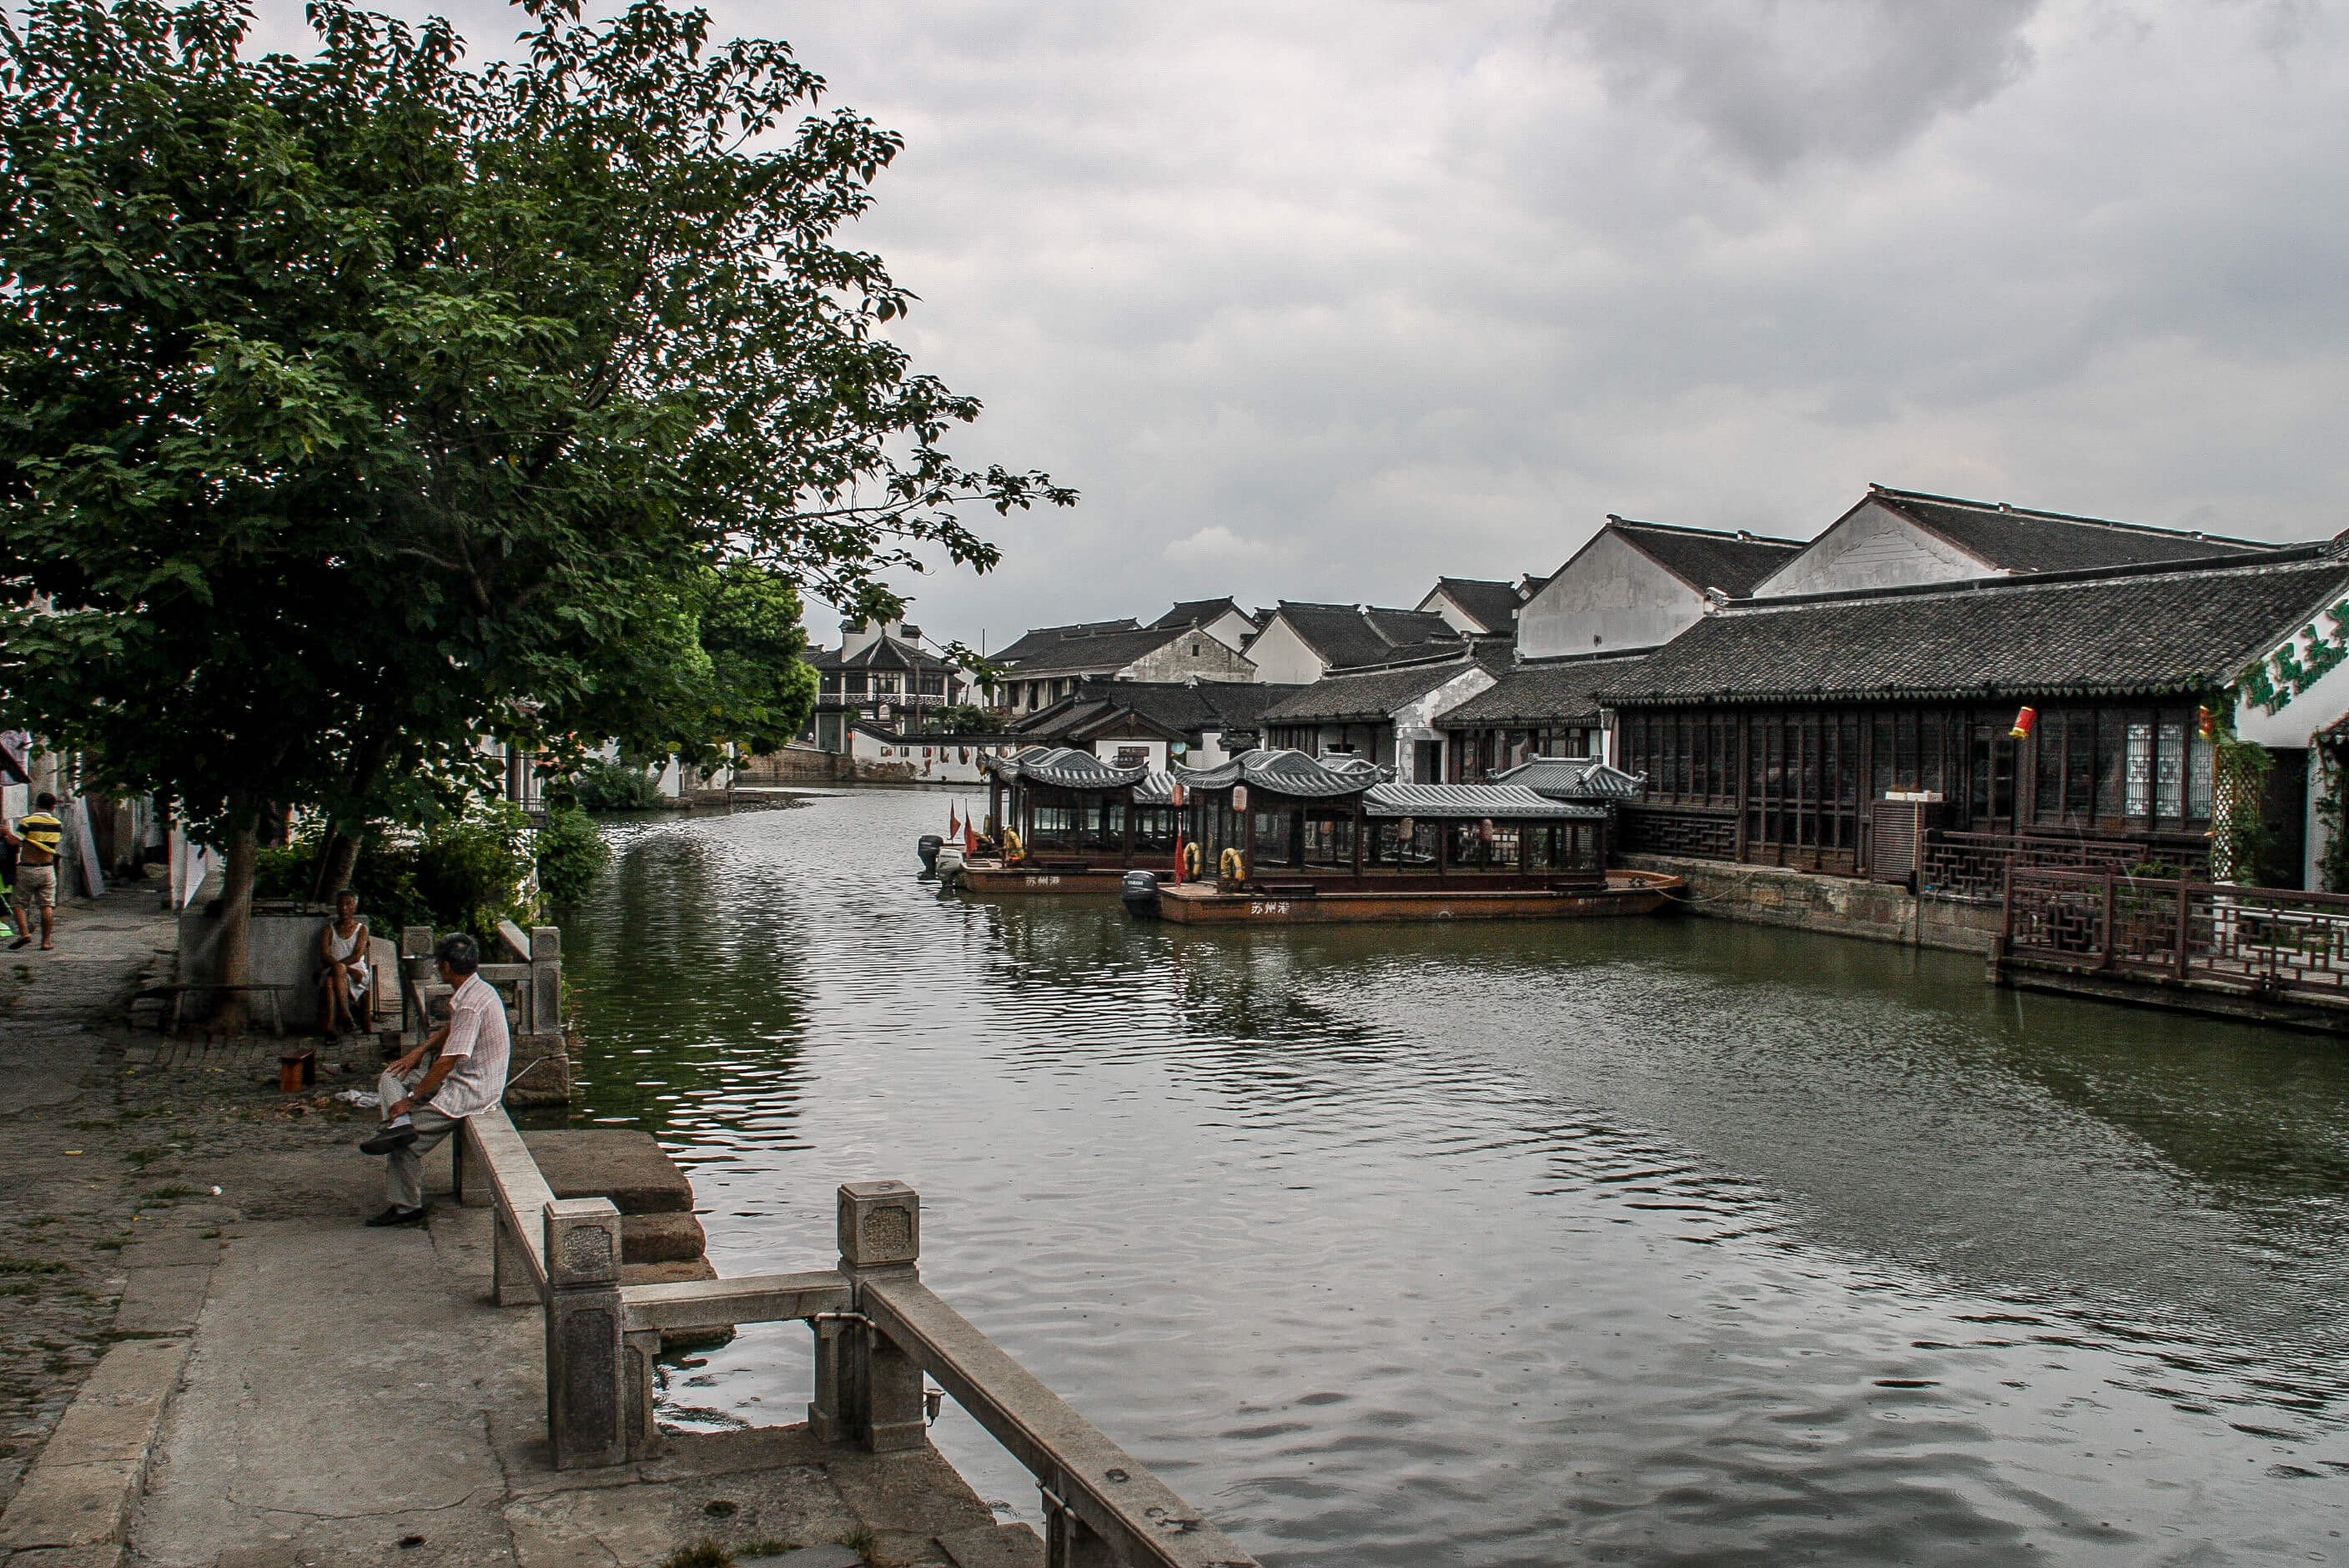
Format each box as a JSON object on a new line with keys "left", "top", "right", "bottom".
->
{"left": 365, "top": 1205, "right": 426, "bottom": 1228}
{"left": 7, "top": 937, "right": 28, "bottom": 951}
{"left": 360, "top": 1123, "right": 418, "bottom": 1155}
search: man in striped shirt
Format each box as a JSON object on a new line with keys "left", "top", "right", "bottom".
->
{"left": 3, "top": 792, "right": 63, "bottom": 951}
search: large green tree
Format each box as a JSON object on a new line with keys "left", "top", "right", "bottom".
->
{"left": 0, "top": 0, "right": 1069, "bottom": 1007}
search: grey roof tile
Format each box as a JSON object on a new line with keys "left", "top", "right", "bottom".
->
{"left": 1270, "top": 601, "right": 1464, "bottom": 670}
{"left": 1261, "top": 659, "right": 1483, "bottom": 722}
{"left": 1436, "top": 654, "right": 1650, "bottom": 726}
{"left": 1428, "top": 578, "right": 1525, "bottom": 633}
{"left": 1602, "top": 553, "right": 2349, "bottom": 706}
{"left": 1869, "top": 485, "right": 2276, "bottom": 574}
{"left": 1611, "top": 519, "right": 1806, "bottom": 596}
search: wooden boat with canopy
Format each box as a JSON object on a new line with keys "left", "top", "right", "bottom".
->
{"left": 948, "top": 746, "right": 1185, "bottom": 894}
{"left": 1126, "top": 749, "right": 1682, "bottom": 925}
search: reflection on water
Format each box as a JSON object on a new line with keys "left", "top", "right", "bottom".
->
{"left": 564, "top": 791, "right": 2349, "bottom": 1566}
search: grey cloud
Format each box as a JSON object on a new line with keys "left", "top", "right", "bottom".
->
{"left": 1552, "top": 0, "right": 2042, "bottom": 174}
{"left": 227, "top": 0, "right": 2349, "bottom": 641}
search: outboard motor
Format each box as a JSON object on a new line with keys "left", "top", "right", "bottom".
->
{"left": 1120, "top": 869, "right": 1163, "bottom": 921}
{"left": 916, "top": 834, "right": 943, "bottom": 873}
{"left": 935, "top": 842, "right": 965, "bottom": 887}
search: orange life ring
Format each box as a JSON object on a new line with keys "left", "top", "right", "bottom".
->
{"left": 1219, "top": 847, "right": 1245, "bottom": 880}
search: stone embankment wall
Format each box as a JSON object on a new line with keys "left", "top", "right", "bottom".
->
{"left": 1618, "top": 852, "right": 2004, "bottom": 955}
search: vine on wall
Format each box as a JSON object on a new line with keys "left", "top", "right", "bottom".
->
{"left": 2211, "top": 736, "right": 2275, "bottom": 884}
{"left": 2240, "top": 598, "right": 2349, "bottom": 716}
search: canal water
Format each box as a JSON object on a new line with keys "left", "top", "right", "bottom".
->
{"left": 562, "top": 790, "right": 2349, "bottom": 1566}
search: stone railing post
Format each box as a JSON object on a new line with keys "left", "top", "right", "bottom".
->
{"left": 623, "top": 1326, "right": 664, "bottom": 1462}
{"left": 544, "top": 1198, "right": 626, "bottom": 1470}
{"left": 400, "top": 926, "right": 434, "bottom": 1038}
{"left": 530, "top": 925, "right": 561, "bottom": 1038}
{"left": 810, "top": 1180, "right": 927, "bottom": 1453}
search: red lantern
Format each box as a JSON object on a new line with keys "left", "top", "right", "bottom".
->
{"left": 2008, "top": 706, "right": 2037, "bottom": 740}
{"left": 2197, "top": 706, "right": 2218, "bottom": 739}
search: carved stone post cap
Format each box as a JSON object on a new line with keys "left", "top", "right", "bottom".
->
{"left": 545, "top": 1197, "right": 622, "bottom": 1288}
{"left": 531, "top": 926, "right": 561, "bottom": 956}
{"left": 837, "top": 1181, "right": 920, "bottom": 1269}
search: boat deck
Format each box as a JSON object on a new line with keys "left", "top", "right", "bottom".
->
{"left": 1153, "top": 869, "right": 1683, "bottom": 925}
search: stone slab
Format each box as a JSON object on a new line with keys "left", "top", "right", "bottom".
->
{"left": 745, "top": 1545, "right": 865, "bottom": 1568}
{"left": 113, "top": 1265, "right": 213, "bottom": 1337}
{"left": 0, "top": 1339, "right": 189, "bottom": 1550}
{"left": 0, "top": 1071, "right": 84, "bottom": 1117}
{"left": 115, "top": 1234, "right": 219, "bottom": 1271}
{"left": 520, "top": 1130, "right": 692, "bottom": 1214}
{"left": 620, "top": 1211, "right": 706, "bottom": 1264}
{"left": 3, "top": 1545, "right": 128, "bottom": 1567}
{"left": 503, "top": 1464, "right": 854, "bottom": 1568}
{"left": 619, "top": 1257, "right": 718, "bottom": 1288}
{"left": 935, "top": 1523, "right": 1046, "bottom": 1568}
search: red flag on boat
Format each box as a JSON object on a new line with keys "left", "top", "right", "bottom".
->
{"left": 963, "top": 801, "right": 981, "bottom": 856}
{"left": 948, "top": 802, "right": 960, "bottom": 837}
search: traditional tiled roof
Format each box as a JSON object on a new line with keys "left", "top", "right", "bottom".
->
{"left": 1436, "top": 653, "right": 1648, "bottom": 727}
{"left": 1865, "top": 485, "right": 2276, "bottom": 574}
{"left": 990, "top": 618, "right": 1145, "bottom": 666}
{"left": 1602, "top": 551, "right": 2349, "bottom": 706}
{"left": 803, "top": 636, "right": 956, "bottom": 673}
{"left": 1260, "top": 659, "right": 1484, "bottom": 724}
{"left": 978, "top": 745, "right": 1149, "bottom": 789}
{"left": 1012, "top": 679, "right": 1299, "bottom": 741}
{"left": 1364, "top": 782, "right": 1606, "bottom": 821}
{"left": 1489, "top": 757, "right": 1647, "bottom": 801}
{"left": 992, "top": 624, "right": 1207, "bottom": 678}
{"left": 1427, "top": 578, "right": 1525, "bottom": 634}
{"left": 1610, "top": 519, "right": 1806, "bottom": 596}
{"left": 1174, "top": 748, "right": 1390, "bottom": 798}
{"left": 1149, "top": 597, "right": 1255, "bottom": 632}
{"left": 1270, "top": 601, "right": 1464, "bottom": 671}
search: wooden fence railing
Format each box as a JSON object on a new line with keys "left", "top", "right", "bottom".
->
{"left": 2002, "top": 867, "right": 2349, "bottom": 1001}
{"left": 1924, "top": 832, "right": 2213, "bottom": 904}
{"left": 454, "top": 1116, "right": 1259, "bottom": 1568}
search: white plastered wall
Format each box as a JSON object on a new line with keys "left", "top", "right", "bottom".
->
{"left": 1751, "top": 500, "right": 1989, "bottom": 598}
{"left": 1390, "top": 666, "right": 1499, "bottom": 783}
{"left": 2235, "top": 627, "right": 2349, "bottom": 890}
{"left": 1517, "top": 531, "right": 1706, "bottom": 660}
{"left": 1242, "top": 616, "right": 1330, "bottom": 685}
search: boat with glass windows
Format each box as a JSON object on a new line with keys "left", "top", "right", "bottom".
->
{"left": 943, "top": 746, "right": 1186, "bottom": 894}
{"left": 1119, "top": 749, "right": 1682, "bottom": 924}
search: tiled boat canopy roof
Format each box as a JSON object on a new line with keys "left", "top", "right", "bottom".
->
{"left": 979, "top": 746, "right": 1150, "bottom": 788}
{"left": 1489, "top": 757, "right": 1648, "bottom": 800}
{"left": 1363, "top": 782, "right": 1607, "bottom": 821}
{"left": 1175, "top": 748, "right": 1391, "bottom": 797}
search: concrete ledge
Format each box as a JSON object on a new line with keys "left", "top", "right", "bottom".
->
{"left": 621, "top": 1211, "right": 707, "bottom": 1264}
{"left": 1618, "top": 852, "right": 2002, "bottom": 955}
{"left": 111, "top": 1264, "right": 213, "bottom": 1338}
{"left": 0, "top": 1339, "right": 189, "bottom": 1553}
{"left": 1997, "top": 960, "right": 2349, "bottom": 1035}
{"left": 521, "top": 1130, "right": 693, "bottom": 1214}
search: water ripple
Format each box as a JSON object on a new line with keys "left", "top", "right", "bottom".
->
{"left": 566, "top": 792, "right": 2349, "bottom": 1566}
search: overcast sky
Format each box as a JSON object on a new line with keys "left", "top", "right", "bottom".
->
{"left": 254, "top": 0, "right": 2349, "bottom": 649}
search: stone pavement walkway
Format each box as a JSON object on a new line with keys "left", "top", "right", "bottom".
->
{"left": 0, "top": 888, "right": 1037, "bottom": 1568}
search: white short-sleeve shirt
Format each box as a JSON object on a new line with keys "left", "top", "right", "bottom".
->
{"left": 429, "top": 972, "right": 512, "bottom": 1119}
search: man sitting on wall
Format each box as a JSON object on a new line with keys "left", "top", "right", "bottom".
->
{"left": 358, "top": 932, "right": 510, "bottom": 1228}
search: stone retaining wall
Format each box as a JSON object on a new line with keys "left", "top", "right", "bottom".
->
{"left": 1618, "top": 852, "right": 2004, "bottom": 956}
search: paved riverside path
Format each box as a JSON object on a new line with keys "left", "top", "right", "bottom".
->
{"left": 0, "top": 888, "right": 1034, "bottom": 1568}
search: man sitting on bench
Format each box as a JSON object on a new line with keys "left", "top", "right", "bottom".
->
{"left": 359, "top": 932, "right": 511, "bottom": 1228}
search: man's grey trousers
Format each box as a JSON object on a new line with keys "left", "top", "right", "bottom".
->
{"left": 376, "top": 1068, "right": 465, "bottom": 1211}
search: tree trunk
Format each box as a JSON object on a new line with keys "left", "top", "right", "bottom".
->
{"left": 210, "top": 814, "right": 259, "bottom": 1034}
{"left": 307, "top": 731, "right": 392, "bottom": 902}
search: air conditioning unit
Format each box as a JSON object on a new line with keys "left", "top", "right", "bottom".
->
{"left": 1870, "top": 792, "right": 1944, "bottom": 887}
